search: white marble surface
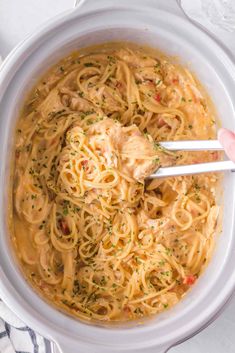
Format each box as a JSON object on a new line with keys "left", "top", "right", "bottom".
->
{"left": 0, "top": 0, "right": 235, "bottom": 352}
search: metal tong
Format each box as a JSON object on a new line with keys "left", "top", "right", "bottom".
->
{"left": 149, "top": 140, "right": 235, "bottom": 179}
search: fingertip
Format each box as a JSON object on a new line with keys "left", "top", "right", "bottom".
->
{"left": 218, "top": 128, "right": 235, "bottom": 143}
{"left": 217, "top": 128, "right": 227, "bottom": 141}
{"left": 217, "top": 128, "right": 235, "bottom": 162}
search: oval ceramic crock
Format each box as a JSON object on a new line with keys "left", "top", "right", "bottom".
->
{"left": 0, "top": 1, "right": 235, "bottom": 352}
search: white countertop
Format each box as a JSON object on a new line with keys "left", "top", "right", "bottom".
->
{"left": 0, "top": 0, "right": 235, "bottom": 352}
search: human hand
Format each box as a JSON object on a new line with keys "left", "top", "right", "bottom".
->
{"left": 218, "top": 128, "right": 235, "bottom": 162}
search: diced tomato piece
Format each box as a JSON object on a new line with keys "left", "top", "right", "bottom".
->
{"left": 184, "top": 275, "right": 196, "bottom": 285}
{"left": 211, "top": 151, "right": 219, "bottom": 161}
{"left": 116, "top": 81, "right": 122, "bottom": 88}
{"left": 39, "top": 282, "right": 46, "bottom": 290}
{"left": 50, "top": 138, "right": 56, "bottom": 146}
{"left": 123, "top": 305, "right": 131, "bottom": 317}
{"left": 155, "top": 93, "right": 161, "bottom": 102}
{"left": 81, "top": 160, "right": 88, "bottom": 170}
{"left": 147, "top": 80, "right": 155, "bottom": 86}
{"left": 157, "top": 117, "right": 167, "bottom": 128}
{"left": 172, "top": 78, "right": 179, "bottom": 84}
{"left": 59, "top": 219, "right": 70, "bottom": 235}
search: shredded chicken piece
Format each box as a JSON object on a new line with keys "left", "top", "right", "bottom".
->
{"left": 116, "top": 49, "right": 158, "bottom": 68}
{"left": 40, "top": 89, "right": 65, "bottom": 117}
{"left": 59, "top": 87, "right": 94, "bottom": 112}
{"left": 88, "top": 118, "right": 159, "bottom": 181}
{"left": 171, "top": 177, "right": 194, "bottom": 195}
{"left": 137, "top": 210, "right": 171, "bottom": 232}
{"left": 204, "top": 205, "right": 220, "bottom": 238}
{"left": 135, "top": 67, "right": 162, "bottom": 83}
{"left": 88, "top": 85, "right": 123, "bottom": 113}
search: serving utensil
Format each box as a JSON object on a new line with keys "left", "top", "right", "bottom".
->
{"left": 149, "top": 139, "right": 235, "bottom": 179}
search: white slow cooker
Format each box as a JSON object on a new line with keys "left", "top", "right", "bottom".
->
{"left": 1, "top": 1, "right": 235, "bottom": 352}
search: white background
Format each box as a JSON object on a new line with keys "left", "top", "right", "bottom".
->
{"left": 0, "top": 0, "right": 235, "bottom": 352}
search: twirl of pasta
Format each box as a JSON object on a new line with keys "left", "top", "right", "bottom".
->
{"left": 11, "top": 43, "right": 221, "bottom": 322}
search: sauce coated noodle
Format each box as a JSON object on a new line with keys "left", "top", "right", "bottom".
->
{"left": 11, "top": 43, "right": 221, "bottom": 322}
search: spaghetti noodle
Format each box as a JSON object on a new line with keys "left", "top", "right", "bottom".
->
{"left": 11, "top": 44, "right": 221, "bottom": 322}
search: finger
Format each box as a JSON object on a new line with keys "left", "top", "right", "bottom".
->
{"left": 218, "top": 128, "right": 235, "bottom": 162}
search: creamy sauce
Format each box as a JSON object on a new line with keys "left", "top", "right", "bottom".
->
{"left": 11, "top": 43, "right": 221, "bottom": 322}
